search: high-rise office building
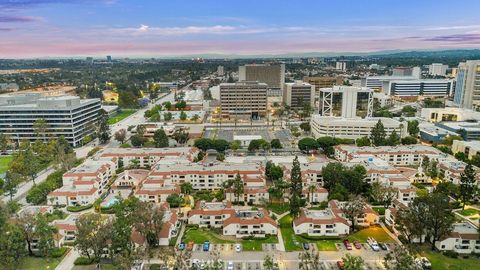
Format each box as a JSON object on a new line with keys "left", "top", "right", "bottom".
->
{"left": 219, "top": 81, "right": 268, "bottom": 119}
{"left": 454, "top": 60, "right": 480, "bottom": 109}
{"left": 0, "top": 94, "right": 101, "bottom": 146}
{"left": 335, "top": 61, "right": 347, "bottom": 71}
{"left": 106, "top": 55, "right": 112, "bottom": 62}
{"left": 303, "top": 76, "right": 343, "bottom": 96}
{"left": 319, "top": 86, "right": 373, "bottom": 118}
{"left": 283, "top": 81, "right": 315, "bottom": 110}
{"left": 217, "top": 66, "right": 224, "bottom": 76}
{"left": 428, "top": 63, "right": 448, "bottom": 76}
{"left": 238, "top": 63, "right": 285, "bottom": 96}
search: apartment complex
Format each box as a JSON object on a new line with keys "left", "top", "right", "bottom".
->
{"left": 283, "top": 81, "right": 315, "bottom": 110}
{"left": 219, "top": 81, "right": 268, "bottom": 119}
{"left": 0, "top": 94, "right": 100, "bottom": 146}
{"left": 454, "top": 60, "right": 480, "bottom": 109}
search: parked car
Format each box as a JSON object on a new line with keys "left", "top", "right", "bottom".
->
{"left": 336, "top": 260, "right": 345, "bottom": 269}
{"left": 235, "top": 243, "right": 241, "bottom": 252}
{"left": 227, "top": 261, "right": 234, "bottom": 270}
{"left": 379, "top": 242, "right": 388, "bottom": 250}
{"left": 343, "top": 239, "right": 352, "bottom": 250}
{"left": 203, "top": 241, "right": 210, "bottom": 252}
{"left": 178, "top": 242, "right": 185, "bottom": 250}
{"left": 353, "top": 241, "right": 362, "bottom": 249}
{"left": 303, "top": 243, "right": 310, "bottom": 250}
{"left": 187, "top": 241, "right": 194, "bottom": 251}
{"left": 367, "top": 237, "right": 380, "bottom": 251}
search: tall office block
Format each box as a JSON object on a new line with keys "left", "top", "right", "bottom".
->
{"left": 303, "top": 76, "right": 343, "bottom": 96}
{"left": 217, "top": 66, "right": 224, "bottom": 76}
{"left": 0, "top": 94, "right": 101, "bottom": 146}
{"left": 454, "top": 60, "right": 480, "bottom": 109}
{"left": 319, "top": 86, "right": 373, "bottom": 118}
{"left": 336, "top": 61, "right": 347, "bottom": 71}
{"left": 238, "top": 63, "right": 285, "bottom": 97}
{"left": 283, "top": 81, "right": 315, "bottom": 110}
{"left": 219, "top": 81, "right": 268, "bottom": 119}
{"left": 428, "top": 63, "right": 448, "bottom": 76}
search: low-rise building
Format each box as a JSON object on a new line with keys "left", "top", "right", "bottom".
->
{"left": 452, "top": 140, "right": 480, "bottom": 159}
{"left": 222, "top": 209, "right": 277, "bottom": 238}
{"left": 435, "top": 223, "right": 480, "bottom": 254}
{"left": 293, "top": 208, "right": 350, "bottom": 237}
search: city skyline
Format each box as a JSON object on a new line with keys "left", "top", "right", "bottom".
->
{"left": 1, "top": 0, "right": 480, "bottom": 58}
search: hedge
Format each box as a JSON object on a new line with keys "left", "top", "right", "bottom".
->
{"left": 67, "top": 204, "right": 93, "bottom": 212}
{"left": 74, "top": 257, "right": 94, "bottom": 265}
{"left": 26, "top": 169, "right": 66, "bottom": 205}
{"left": 51, "top": 247, "right": 68, "bottom": 258}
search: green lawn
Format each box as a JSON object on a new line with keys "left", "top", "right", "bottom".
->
{"left": 107, "top": 109, "right": 137, "bottom": 125}
{"left": 242, "top": 235, "right": 278, "bottom": 251}
{"left": 372, "top": 206, "right": 386, "bottom": 215}
{"left": 347, "top": 226, "right": 395, "bottom": 243}
{"left": 0, "top": 155, "right": 12, "bottom": 174}
{"left": 316, "top": 240, "right": 338, "bottom": 251}
{"left": 18, "top": 256, "right": 63, "bottom": 270}
{"left": 73, "top": 265, "right": 117, "bottom": 270}
{"left": 279, "top": 214, "right": 309, "bottom": 251}
{"left": 267, "top": 203, "right": 290, "bottom": 215}
{"left": 420, "top": 250, "right": 480, "bottom": 270}
{"left": 459, "top": 208, "right": 479, "bottom": 216}
{"left": 182, "top": 227, "right": 234, "bottom": 244}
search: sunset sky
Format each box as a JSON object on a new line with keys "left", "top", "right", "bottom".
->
{"left": 1, "top": 0, "right": 480, "bottom": 58}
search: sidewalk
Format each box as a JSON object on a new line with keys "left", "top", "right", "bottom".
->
{"left": 55, "top": 248, "right": 80, "bottom": 270}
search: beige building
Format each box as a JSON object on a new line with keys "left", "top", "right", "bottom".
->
{"left": 238, "top": 63, "right": 285, "bottom": 90}
{"left": 219, "top": 81, "right": 268, "bottom": 118}
{"left": 303, "top": 76, "right": 343, "bottom": 96}
{"left": 283, "top": 81, "right": 315, "bottom": 110}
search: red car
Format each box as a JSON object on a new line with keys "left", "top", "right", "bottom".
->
{"left": 353, "top": 241, "right": 362, "bottom": 249}
{"left": 343, "top": 239, "right": 352, "bottom": 250}
{"left": 337, "top": 261, "right": 345, "bottom": 269}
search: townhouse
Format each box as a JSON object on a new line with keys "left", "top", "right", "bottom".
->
{"left": 222, "top": 209, "right": 277, "bottom": 238}
{"left": 435, "top": 223, "right": 480, "bottom": 254}
{"left": 293, "top": 208, "right": 350, "bottom": 237}
{"left": 135, "top": 178, "right": 180, "bottom": 203}
{"left": 188, "top": 201, "right": 236, "bottom": 228}
{"left": 99, "top": 147, "right": 198, "bottom": 168}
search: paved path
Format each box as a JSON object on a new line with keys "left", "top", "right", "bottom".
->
{"left": 379, "top": 222, "right": 402, "bottom": 245}
{"left": 55, "top": 248, "right": 80, "bottom": 270}
{"left": 1, "top": 166, "right": 55, "bottom": 204}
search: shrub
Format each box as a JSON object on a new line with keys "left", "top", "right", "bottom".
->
{"left": 67, "top": 204, "right": 93, "bottom": 212}
{"left": 443, "top": 250, "right": 459, "bottom": 258}
{"left": 26, "top": 169, "right": 66, "bottom": 205}
{"left": 150, "top": 265, "right": 163, "bottom": 270}
{"left": 186, "top": 224, "right": 199, "bottom": 229}
{"left": 87, "top": 147, "right": 101, "bottom": 157}
{"left": 51, "top": 247, "right": 68, "bottom": 258}
{"left": 120, "top": 143, "right": 131, "bottom": 148}
{"left": 74, "top": 257, "right": 94, "bottom": 265}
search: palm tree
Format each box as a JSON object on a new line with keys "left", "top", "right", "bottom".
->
{"left": 308, "top": 184, "right": 317, "bottom": 204}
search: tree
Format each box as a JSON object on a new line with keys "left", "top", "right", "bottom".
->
{"left": 454, "top": 152, "right": 468, "bottom": 162}
{"left": 370, "top": 182, "right": 397, "bottom": 208}
{"left": 98, "top": 109, "right": 111, "bottom": 144}
{"left": 248, "top": 139, "right": 261, "bottom": 152}
{"left": 216, "top": 152, "right": 225, "bottom": 161}
{"left": 35, "top": 213, "right": 57, "bottom": 257}
{"left": 263, "top": 254, "right": 279, "bottom": 270}
{"left": 386, "top": 130, "right": 400, "bottom": 146}
{"left": 3, "top": 170, "right": 20, "bottom": 201}
{"left": 421, "top": 156, "right": 430, "bottom": 175}
{"left": 179, "top": 111, "right": 187, "bottom": 121}
{"left": 172, "top": 129, "right": 189, "bottom": 145}
{"left": 212, "top": 139, "right": 230, "bottom": 152}
{"left": 428, "top": 159, "right": 438, "bottom": 178}
{"left": 299, "top": 122, "right": 311, "bottom": 133}
{"left": 443, "top": 135, "right": 463, "bottom": 146}
{"left": 422, "top": 193, "right": 455, "bottom": 250}
{"left": 114, "top": 129, "right": 127, "bottom": 144}
{"left": 153, "top": 129, "right": 169, "bottom": 148}
{"left": 407, "top": 120, "right": 420, "bottom": 137}
{"left": 342, "top": 254, "right": 365, "bottom": 270}
{"left": 270, "top": 139, "right": 283, "bottom": 149}
{"left": 230, "top": 140, "right": 241, "bottom": 152}
{"left": 341, "top": 195, "right": 366, "bottom": 232}
{"left": 130, "top": 134, "right": 146, "bottom": 147}
{"left": 0, "top": 224, "right": 27, "bottom": 268}
{"left": 175, "top": 100, "right": 187, "bottom": 109}
{"left": 370, "top": 120, "right": 387, "bottom": 146}
{"left": 459, "top": 163, "right": 477, "bottom": 210}
{"left": 233, "top": 173, "right": 244, "bottom": 203}
{"left": 298, "top": 137, "right": 318, "bottom": 153}
{"left": 162, "top": 101, "right": 172, "bottom": 110}
{"left": 289, "top": 156, "right": 304, "bottom": 218}
{"left": 33, "top": 118, "right": 49, "bottom": 141}
{"left": 299, "top": 250, "right": 322, "bottom": 270}
{"left": 191, "top": 114, "right": 200, "bottom": 122}
{"left": 394, "top": 204, "right": 426, "bottom": 244}
{"left": 75, "top": 213, "right": 112, "bottom": 262}
{"left": 384, "top": 246, "right": 418, "bottom": 270}
{"left": 136, "top": 125, "right": 146, "bottom": 137}
{"left": 0, "top": 133, "right": 10, "bottom": 152}
{"left": 166, "top": 194, "right": 183, "bottom": 208}
{"left": 180, "top": 182, "right": 193, "bottom": 195}
{"left": 194, "top": 138, "right": 213, "bottom": 151}
{"left": 401, "top": 136, "right": 417, "bottom": 145}
{"left": 470, "top": 153, "right": 480, "bottom": 167}
{"left": 52, "top": 138, "right": 76, "bottom": 171}
{"left": 316, "top": 136, "right": 337, "bottom": 156}
{"left": 17, "top": 212, "right": 36, "bottom": 256}
{"left": 131, "top": 202, "right": 165, "bottom": 247}
{"left": 356, "top": 136, "right": 371, "bottom": 147}
{"left": 163, "top": 112, "right": 173, "bottom": 121}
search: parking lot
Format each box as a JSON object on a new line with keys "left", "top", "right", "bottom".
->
{"left": 190, "top": 243, "right": 277, "bottom": 253}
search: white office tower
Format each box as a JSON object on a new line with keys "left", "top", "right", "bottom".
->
{"left": 336, "top": 61, "right": 347, "bottom": 71}
{"left": 311, "top": 86, "right": 406, "bottom": 139}
{"left": 283, "top": 81, "right": 315, "bottom": 110}
{"left": 319, "top": 86, "right": 373, "bottom": 118}
{"left": 217, "top": 65, "right": 224, "bottom": 76}
{"left": 219, "top": 81, "right": 268, "bottom": 119}
{"left": 412, "top": 66, "right": 421, "bottom": 79}
{"left": 0, "top": 94, "right": 100, "bottom": 146}
{"left": 428, "top": 63, "right": 448, "bottom": 76}
{"left": 454, "top": 60, "right": 480, "bottom": 109}
{"left": 238, "top": 63, "right": 285, "bottom": 97}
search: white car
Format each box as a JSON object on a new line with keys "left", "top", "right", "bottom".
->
{"left": 235, "top": 243, "right": 241, "bottom": 252}
{"left": 227, "top": 261, "right": 234, "bottom": 270}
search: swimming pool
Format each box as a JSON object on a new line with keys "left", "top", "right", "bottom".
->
{"left": 104, "top": 197, "right": 120, "bottom": 208}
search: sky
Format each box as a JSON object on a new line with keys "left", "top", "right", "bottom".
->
{"left": 1, "top": 0, "right": 480, "bottom": 58}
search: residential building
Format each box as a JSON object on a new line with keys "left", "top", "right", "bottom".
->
{"left": 293, "top": 208, "right": 350, "bottom": 237}
{"left": 0, "top": 94, "right": 100, "bottom": 146}
{"left": 238, "top": 63, "right": 285, "bottom": 96}
{"left": 429, "top": 63, "right": 448, "bottom": 76}
{"left": 283, "top": 81, "right": 315, "bottom": 110}
{"left": 222, "top": 209, "right": 277, "bottom": 238}
{"left": 336, "top": 61, "right": 347, "bottom": 71}
{"left": 435, "top": 223, "right": 480, "bottom": 254}
{"left": 310, "top": 115, "right": 406, "bottom": 139}
{"left": 219, "top": 81, "right": 268, "bottom": 119}
{"left": 454, "top": 60, "right": 480, "bottom": 109}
